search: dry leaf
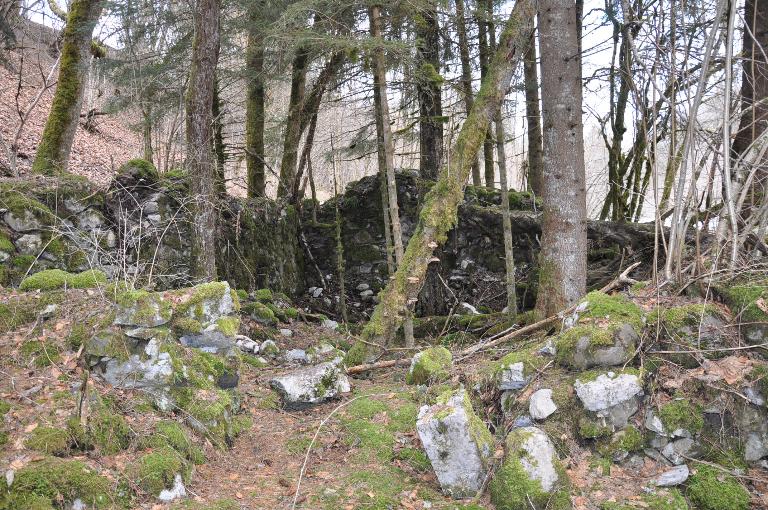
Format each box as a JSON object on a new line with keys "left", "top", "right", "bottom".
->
{"left": 756, "top": 298, "right": 768, "bottom": 314}
{"left": 699, "top": 356, "right": 752, "bottom": 385}
{"left": 24, "top": 422, "right": 38, "bottom": 433}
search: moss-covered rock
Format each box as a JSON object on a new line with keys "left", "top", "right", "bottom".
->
{"left": 647, "top": 304, "right": 729, "bottom": 367}
{"left": 129, "top": 445, "right": 190, "bottom": 496}
{"left": 19, "top": 268, "right": 106, "bottom": 291}
{"left": 717, "top": 280, "right": 768, "bottom": 345}
{"left": 139, "top": 420, "right": 205, "bottom": 465}
{"left": 25, "top": 426, "right": 71, "bottom": 456}
{"left": 113, "top": 289, "right": 172, "bottom": 328}
{"left": 555, "top": 323, "right": 637, "bottom": 370}
{"left": 88, "top": 406, "right": 131, "bottom": 455}
{"left": 1, "top": 457, "right": 113, "bottom": 509}
{"left": 406, "top": 346, "right": 452, "bottom": 385}
{"left": 489, "top": 427, "right": 571, "bottom": 510}
{"left": 658, "top": 399, "right": 703, "bottom": 435}
{"left": 244, "top": 301, "right": 277, "bottom": 325}
{"left": 687, "top": 464, "right": 750, "bottom": 510}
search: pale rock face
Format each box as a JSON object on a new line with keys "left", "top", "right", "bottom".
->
{"left": 654, "top": 464, "right": 689, "bottom": 486}
{"left": 499, "top": 361, "right": 528, "bottom": 391}
{"left": 514, "top": 426, "right": 560, "bottom": 493}
{"left": 575, "top": 372, "right": 643, "bottom": 428}
{"left": 529, "top": 389, "right": 558, "bottom": 420}
{"left": 269, "top": 359, "right": 351, "bottom": 409}
{"left": 416, "top": 389, "right": 493, "bottom": 498}
{"left": 4, "top": 210, "right": 42, "bottom": 232}
{"left": 157, "top": 473, "right": 187, "bottom": 502}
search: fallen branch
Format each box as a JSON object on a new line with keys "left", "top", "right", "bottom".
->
{"left": 345, "top": 262, "right": 642, "bottom": 374}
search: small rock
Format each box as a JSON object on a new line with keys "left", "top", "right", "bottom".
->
{"left": 512, "top": 415, "right": 534, "bottom": 428}
{"left": 416, "top": 388, "right": 493, "bottom": 498}
{"left": 284, "top": 349, "right": 310, "bottom": 364}
{"left": 645, "top": 410, "right": 666, "bottom": 436}
{"left": 529, "top": 389, "right": 557, "bottom": 420}
{"left": 269, "top": 360, "right": 351, "bottom": 409}
{"left": 38, "top": 303, "right": 58, "bottom": 319}
{"left": 654, "top": 464, "right": 690, "bottom": 486}
{"left": 321, "top": 319, "right": 339, "bottom": 331}
{"left": 260, "top": 340, "right": 279, "bottom": 356}
{"left": 359, "top": 289, "right": 374, "bottom": 299}
{"left": 279, "top": 328, "right": 293, "bottom": 337}
{"left": 158, "top": 473, "right": 187, "bottom": 501}
{"left": 356, "top": 283, "right": 370, "bottom": 291}
{"left": 235, "top": 335, "right": 259, "bottom": 354}
{"left": 498, "top": 361, "right": 527, "bottom": 391}
{"left": 15, "top": 233, "right": 43, "bottom": 255}
{"left": 661, "top": 438, "right": 695, "bottom": 465}
{"left": 538, "top": 339, "right": 556, "bottom": 356}
{"left": 312, "top": 287, "right": 323, "bottom": 298}
{"left": 460, "top": 302, "right": 480, "bottom": 315}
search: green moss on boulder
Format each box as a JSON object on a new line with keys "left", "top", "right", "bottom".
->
{"left": 659, "top": 399, "right": 703, "bottom": 434}
{"left": 406, "top": 346, "right": 452, "bottom": 385}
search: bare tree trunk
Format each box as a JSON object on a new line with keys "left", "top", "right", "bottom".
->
{"left": 370, "top": 4, "right": 415, "bottom": 348}
{"left": 347, "top": 0, "right": 535, "bottom": 361}
{"left": 212, "top": 76, "right": 226, "bottom": 196}
{"left": 455, "top": 0, "right": 482, "bottom": 186}
{"left": 32, "top": 0, "right": 103, "bottom": 174}
{"left": 142, "top": 105, "right": 153, "bottom": 164}
{"left": 523, "top": 33, "right": 543, "bottom": 196}
{"left": 476, "top": 0, "right": 495, "bottom": 187}
{"left": 277, "top": 46, "right": 310, "bottom": 198}
{"left": 534, "top": 0, "right": 587, "bottom": 316}
{"left": 331, "top": 136, "right": 348, "bottom": 323}
{"left": 732, "top": 0, "right": 768, "bottom": 212}
{"left": 415, "top": 1, "right": 444, "bottom": 180}
{"left": 488, "top": 13, "right": 517, "bottom": 318}
{"left": 245, "top": 20, "right": 266, "bottom": 197}
{"left": 185, "top": 0, "right": 220, "bottom": 282}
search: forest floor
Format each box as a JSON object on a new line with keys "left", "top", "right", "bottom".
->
{"left": 2, "top": 287, "right": 766, "bottom": 510}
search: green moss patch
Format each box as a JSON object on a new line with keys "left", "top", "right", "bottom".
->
{"left": 659, "top": 399, "right": 703, "bottom": 434}
{"left": 581, "top": 291, "right": 643, "bottom": 330}
{"left": 19, "top": 269, "right": 106, "bottom": 291}
{"left": 20, "top": 339, "right": 61, "bottom": 367}
{"left": 139, "top": 421, "right": 205, "bottom": 465}
{"left": 88, "top": 407, "right": 131, "bottom": 455}
{"left": 687, "top": 465, "right": 750, "bottom": 510}
{"left": 129, "top": 445, "right": 190, "bottom": 495}
{"left": 25, "top": 427, "right": 71, "bottom": 456}
{"left": 2, "top": 457, "right": 113, "bottom": 509}
{"left": 601, "top": 488, "right": 688, "bottom": 509}
{"left": 406, "top": 346, "right": 452, "bottom": 385}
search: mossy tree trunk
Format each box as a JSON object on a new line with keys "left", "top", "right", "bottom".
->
{"left": 415, "top": 1, "right": 444, "bottom": 181}
{"left": 523, "top": 32, "right": 543, "bottom": 196}
{"left": 245, "top": 14, "right": 266, "bottom": 197}
{"left": 185, "top": 0, "right": 220, "bottom": 282}
{"left": 476, "top": 0, "right": 495, "bottom": 188}
{"left": 32, "top": 0, "right": 103, "bottom": 174}
{"left": 534, "top": 0, "right": 588, "bottom": 316}
{"left": 454, "top": 0, "right": 482, "bottom": 187}
{"left": 277, "top": 46, "right": 310, "bottom": 199}
{"left": 349, "top": 0, "right": 535, "bottom": 359}
{"left": 212, "top": 76, "right": 227, "bottom": 196}
{"left": 370, "top": 4, "right": 415, "bottom": 348}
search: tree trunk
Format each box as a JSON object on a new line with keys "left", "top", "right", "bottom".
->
{"left": 348, "top": 0, "right": 535, "bottom": 360}
{"left": 32, "top": 0, "right": 103, "bottom": 174}
{"left": 476, "top": 0, "right": 495, "bottom": 187}
{"left": 455, "top": 0, "right": 482, "bottom": 186}
{"left": 488, "top": 11, "right": 517, "bottom": 318}
{"left": 142, "top": 105, "right": 153, "bottom": 164}
{"left": 732, "top": 0, "right": 768, "bottom": 211}
{"left": 212, "top": 76, "right": 226, "bottom": 196}
{"left": 534, "top": 0, "right": 588, "bottom": 316}
{"left": 185, "top": 0, "right": 220, "bottom": 282}
{"left": 277, "top": 46, "right": 310, "bottom": 198}
{"left": 415, "top": 1, "right": 444, "bottom": 180}
{"left": 245, "top": 23, "right": 266, "bottom": 197}
{"left": 370, "top": 4, "right": 415, "bottom": 348}
{"left": 523, "top": 33, "right": 543, "bottom": 196}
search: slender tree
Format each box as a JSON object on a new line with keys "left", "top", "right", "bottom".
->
{"left": 348, "top": 0, "right": 535, "bottom": 360}
{"left": 186, "top": 0, "right": 221, "bottom": 281}
{"left": 523, "top": 32, "right": 543, "bottom": 195}
{"left": 277, "top": 46, "right": 310, "bottom": 198}
{"left": 455, "top": 0, "right": 482, "bottom": 186}
{"left": 32, "top": 0, "right": 104, "bottom": 174}
{"left": 476, "top": 0, "right": 495, "bottom": 187}
{"left": 535, "top": 0, "right": 587, "bottom": 316}
{"left": 415, "top": 1, "right": 444, "bottom": 180}
{"left": 370, "top": 4, "right": 415, "bottom": 348}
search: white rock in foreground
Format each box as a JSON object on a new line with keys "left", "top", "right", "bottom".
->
{"left": 416, "top": 388, "right": 493, "bottom": 498}
{"left": 575, "top": 371, "right": 643, "bottom": 428}
{"left": 269, "top": 360, "right": 350, "bottom": 409}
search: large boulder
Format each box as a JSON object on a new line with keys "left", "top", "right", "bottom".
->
{"left": 489, "top": 426, "right": 570, "bottom": 510}
{"left": 416, "top": 388, "right": 494, "bottom": 498}
{"left": 269, "top": 360, "right": 351, "bottom": 409}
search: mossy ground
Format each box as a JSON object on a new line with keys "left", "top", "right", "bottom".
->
{"left": 19, "top": 269, "right": 106, "bottom": 291}
{"left": 687, "top": 465, "right": 750, "bottom": 510}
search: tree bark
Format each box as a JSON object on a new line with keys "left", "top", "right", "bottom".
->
{"left": 732, "top": 0, "right": 768, "bottom": 211}
{"left": 455, "top": 0, "right": 482, "bottom": 186}
{"left": 185, "top": 0, "right": 220, "bottom": 282}
{"left": 476, "top": 0, "right": 495, "bottom": 187}
{"left": 245, "top": 20, "right": 266, "bottom": 197}
{"left": 534, "top": 0, "right": 588, "bottom": 316}
{"left": 370, "top": 4, "right": 415, "bottom": 348}
{"left": 212, "top": 76, "right": 226, "bottom": 196}
{"left": 348, "top": 0, "right": 535, "bottom": 359}
{"left": 32, "top": 0, "right": 103, "bottom": 174}
{"left": 277, "top": 46, "right": 310, "bottom": 198}
{"left": 415, "top": 1, "right": 444, "bottom": 180}
{"left": 523, "top": 33, "right": 543, "bottom": 196}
